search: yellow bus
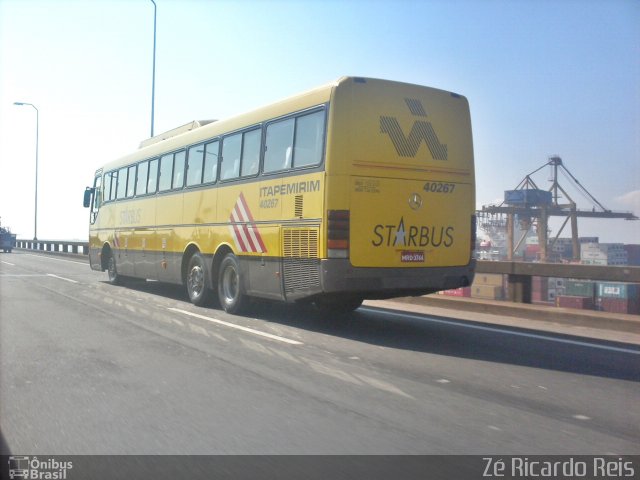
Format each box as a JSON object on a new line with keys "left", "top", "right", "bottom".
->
{"left": 83, "top": 77, "right": 476, "bottom": 314}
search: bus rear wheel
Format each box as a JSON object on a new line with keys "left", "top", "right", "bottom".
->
{"left": 217, "top": 253, "right": 247, "bottom": 315}
{"left": 186, "top": 252, "right": 213, "bottom": 306}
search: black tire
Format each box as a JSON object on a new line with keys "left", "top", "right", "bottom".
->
{"left": 186, "top": 252, "right": 213, "bottom": 306}
{"left": 106, "top": 251, "right": 122, "bottom": 285}
{"left": 217, "top": 253, "right": 247, "bottom": 314}
{"left": 314, "top": 295, "right": 363, "bottom": 315}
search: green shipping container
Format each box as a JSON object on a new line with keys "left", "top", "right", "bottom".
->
{"left": 564, "top": 280, "right": 595, "bottom": 298}
{"left": 597, "top": 282, "right": 640, "bottom": 300}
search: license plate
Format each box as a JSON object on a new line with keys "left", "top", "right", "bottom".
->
{"left": 401, "top": 251, "right": 425, "bottom": 263}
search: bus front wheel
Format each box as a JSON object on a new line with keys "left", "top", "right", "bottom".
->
{"left": 186, "top": 252, "right": 213, "bottom": 306}
{"left": 217, "top": 253, "right": 247, "bottom": 315}
{"left": 106, "top": 252, "right": 121, "bottom": 285}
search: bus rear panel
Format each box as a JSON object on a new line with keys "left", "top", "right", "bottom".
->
{"left": 320, "top": 77, "right": 476, "bottom": 300}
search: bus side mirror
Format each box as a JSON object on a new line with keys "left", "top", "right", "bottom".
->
{"left": 83, "top": 187, "right": 94, "bottom": 208}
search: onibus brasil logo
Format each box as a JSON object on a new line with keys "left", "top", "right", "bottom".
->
{"left": 8, "top": 456, "right": 73, "bottom": 479}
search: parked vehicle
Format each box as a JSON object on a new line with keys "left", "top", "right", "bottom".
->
{"left": 0, "top": 225, "right": 16, "bottom": 253}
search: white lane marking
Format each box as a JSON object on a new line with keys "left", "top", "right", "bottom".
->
{"left": 573, "top": 414, "right": 591, "bottom": 421}
{"left": 0, "top": 274, "right": 49, "bottom": 277}
{"left": 306, "top": 360, "right": 363, "bottom": 385}
{"left": 168, "top": 308, "right": 303, "bottom": 345}
{"left": 46, "top": 273, "right": 79, "bottom": 284}
{"left": 1, "top": 261, "right": 16, "bottom": 266}
{"left": 23, "top": 253, "right": 87, "bottom": 266}
{"left": 362, "top": 307, "right": 640, "bottom": 355}
{"left": 352, "top": 373, "right": 414, "bottom": 399}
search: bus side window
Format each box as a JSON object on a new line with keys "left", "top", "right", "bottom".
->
{"left": 126, "top": 165, "right": 136, "bottom": 198}
{"left": 187, "top": 144, "right": 205, "bottom": 187}
{"left": 107, "top": 171, "right": 116, "bottom": 201}
{"left": 136, "top": 161, "right": 149, "bottom": 195}
{"left": 173, "top": 150, "right": 186, "bottom": 189}
{"left": 221, "top": 133, "right": 241, "bottom": 181}
{"left": 116, "top": 167, "right": 128, "bottom": 199}
{"left": 94, "top": 178, "right": 102, "bottom": 209}
{"left": 158, "top": 154, "right": 173, "bottom": 192}
{"left": 241, "top": 128, "right": 261, "bottom": 177}
{"left": 103, "top": 171, "right": 112, "bottom": 202}
{"left": 91, "top": 174, "right": 102, "bottom": 223}
{"left": 148, "top": 159, "right": 159, "bottom": 194}
{"left": 203, "top": 140, "right": 219, "bottom": 183}
{"left": 264, "top": 118, "right": 294, "bottom": 173}
{"left": 293, "top": 110, "right": 325, "bottom": 168}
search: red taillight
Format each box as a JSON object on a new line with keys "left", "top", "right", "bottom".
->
{"left": 328, "top": 210, "right": 349, "bottom": 258}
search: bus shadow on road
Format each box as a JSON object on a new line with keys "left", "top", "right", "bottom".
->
{"left": 107, "top": 280, "right": 639, "bottom": 383}
{"left": 254, "top": 302, "right": 640, "bottom": 383}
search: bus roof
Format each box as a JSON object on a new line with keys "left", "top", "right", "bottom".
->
{"left": 99, "top": 76, "right": 460, "bottom": 173}
{"left": 101, "top": 77, "right": 343, "bottom": 172}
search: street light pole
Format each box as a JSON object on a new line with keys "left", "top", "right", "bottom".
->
{"left": 13, "top": 102, "right": 39, "bottom": 241}
{"left": 150, "top": 0, "right": 157, "bottom": 138}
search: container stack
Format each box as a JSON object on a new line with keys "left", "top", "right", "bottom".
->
{"left": 547, "top": 278, "right": 565, "bottom": 302}
{"left": 555, "top": 280, "right": 596, "bottom": 311}
{"left": 596, "top": 282, "right": 640, "bottom": 314}
{"left": 531, "top": 276, "right": 551, "bottom": 304}
{"left": 471, "top": 274, "right": 504, "bottom": 300}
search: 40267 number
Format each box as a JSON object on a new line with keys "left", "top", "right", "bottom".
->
{"left": 423, "top": 182, "right": 455, "bottom": 194}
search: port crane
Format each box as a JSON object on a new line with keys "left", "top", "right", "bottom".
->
{"left": 478, "top": 156, "right": 637, "bottom": 262}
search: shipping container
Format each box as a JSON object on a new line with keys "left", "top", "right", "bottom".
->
{"left": 549, "top": 277, "right": 565, "bottom": 289}
{"left": 473, "top": 274, "right": 504, "bottom": 287}
{"left": 597, "top": 297, "right": 640, "bottom": 315}
{"left": 556, "top": 295, "right": 594, "bottom": 310}
{"left": 532, "top": 276, "right": 548, "bottom": 292}
{"left": 472, "top": 285, "right": 504, "bottom": 300}
{"left": 564, "top": 280, "right": 595, "bottom": 298}
{"left": 532, "top": 291, "right": 547, "bottom": 302}
{"left": 441, "top": 287, "right": 471, "bottom": 297}
{"left": 597, "top": 282, "right": 640, "bottom": 300}
{"left": 504, "top": 189, "right": 552, "bottom": 206}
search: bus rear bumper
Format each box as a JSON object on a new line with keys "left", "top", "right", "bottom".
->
{"left": 319, "top": 258, "right": 476, "bottom": 299}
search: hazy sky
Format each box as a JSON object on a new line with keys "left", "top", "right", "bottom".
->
{"left": 0, "top": 0, "right": 638, "bottom": 243}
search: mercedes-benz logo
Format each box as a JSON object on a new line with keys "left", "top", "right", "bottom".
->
{"left": 409, "top": 193, "right": 423, "bottom": 210}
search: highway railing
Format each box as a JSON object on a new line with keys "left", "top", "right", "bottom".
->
{"left": 14, "top": 240, "right": 640, "bottom": 303}
{"left": 16, "top": 239, "right": 88, "bottom": 255}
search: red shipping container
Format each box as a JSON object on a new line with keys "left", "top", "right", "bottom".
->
{"left": 441, "top": 287, "right": 471, "bottom": 297}
{"left": 532, "top": 291, "right": 548, "bottom": 302}
{"left": 531, "top": 276, "right": 548, "bottom": 295}
{"left": 556, "top": 295, "right": 594, "bottom": 310}
{"left": 598, "top": 297, "right": 640, "bottom": 315}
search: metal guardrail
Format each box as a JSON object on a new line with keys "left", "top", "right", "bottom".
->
{"left": 16, "top": 239, "right": 89, "bottom": 255}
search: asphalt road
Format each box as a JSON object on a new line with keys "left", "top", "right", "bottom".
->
{"left": 1, "top": 251, "right": 639, "bottom": 455}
